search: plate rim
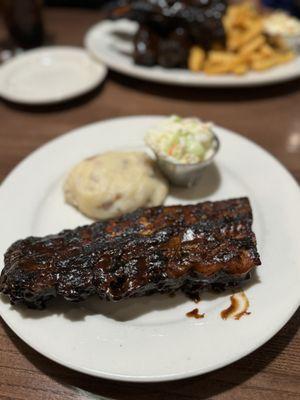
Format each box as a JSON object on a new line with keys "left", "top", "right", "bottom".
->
{"left": 0, "top": 45, "right": 108, "bottom": 105}
{"left": 0, "top": 115, "right": 299, "bottom": 382}
{"left": 84, "top": 19, "right": 300, "bottom": 88}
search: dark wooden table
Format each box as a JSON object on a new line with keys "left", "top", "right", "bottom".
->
{"left": 0, "top": 7, "right": 299, "bottom": 400}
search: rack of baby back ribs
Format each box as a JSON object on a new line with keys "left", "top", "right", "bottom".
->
{"left": 110, "top": 0, "right": 228, "bottom": 68}
{"left": 0, "top": 198, "right": 261, "bottom": 309}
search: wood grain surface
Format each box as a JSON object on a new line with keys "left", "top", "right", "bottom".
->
{"left": 0, "top": 7, "right": 299, "bottom": 400}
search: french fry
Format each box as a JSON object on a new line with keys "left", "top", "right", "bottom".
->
{"left": 247, "top": 51, "right": 266, "bottom": 63}
{"left": 228, "top": 22, "right": 263, "bottom": 51}
{"left": 239, "top": 35, "right": 265, "bottom": 56}
{"left": 260, "top": 44, "right": 275, "bottom": 57}
{"left": 251, "top": 52, "right": 294, "bottom": 70}
{"left": 204, "top": 53, "right": 244, "bottom": 75}
{"left": 232, "top": 63, "right": 249, "bottom": 75}
{"left": 251, "top": 57, "right": 280, "bottom": 71}
{"left": 204, "top": 63, "right": 232, "bottom": 74}
{"left": 188, "top": 46, "right": 205, "bottom": 72}
{"left": 208, "top": 51, "right": 238, "bottom": 64}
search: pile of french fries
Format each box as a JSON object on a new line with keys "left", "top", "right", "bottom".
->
{"left": 188, "top": 2, "right": 295, "bottom": 75}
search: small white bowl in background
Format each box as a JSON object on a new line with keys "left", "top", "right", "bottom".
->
{"left": 282, "top": 33, "right": 300, "bottom": 53}
{"left": 0, "top": 46, "right": 107, "bottom": 105}
{"left": 264, "top": 11, "right": 300, "bottom": 54}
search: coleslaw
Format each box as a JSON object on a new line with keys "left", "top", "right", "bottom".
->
{"left": 145, "top": 116, "right": 216, "bottom": 164}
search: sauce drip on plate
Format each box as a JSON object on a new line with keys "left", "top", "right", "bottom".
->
{"left": 221, "top": 291, "right": 251, "bottom": 320}
{"left": 186, "top": 308, "right": 205, "bottom": 319}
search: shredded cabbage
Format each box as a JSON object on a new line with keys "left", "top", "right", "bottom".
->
{"left": 145, "top": 115, "right": 215, "bottom": 164}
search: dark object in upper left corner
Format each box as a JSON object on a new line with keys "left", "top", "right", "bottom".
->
{"left": 2, "top": 0, "right": 44, "bottom": 49}
{"left": 44, "top": 0, "right": 116, "bottom": 8}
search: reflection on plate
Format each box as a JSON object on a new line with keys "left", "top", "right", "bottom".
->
{"left": 0, "top": 116, "right": 299, "bottom": 382}
{"left": 85, "top": 20, "right": 300, "bottom": 87}
{"left": 0, "top": 46, "right": 107, "bottom": 105}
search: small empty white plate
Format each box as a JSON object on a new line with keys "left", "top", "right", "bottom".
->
{"left": 0, "top": 46, "right": 107, "bottom": 105}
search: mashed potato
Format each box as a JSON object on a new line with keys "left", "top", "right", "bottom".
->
{"left": 64, "top": 151, "right": 168, "bottom": 220}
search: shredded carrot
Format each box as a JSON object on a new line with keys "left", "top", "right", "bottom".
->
{"left": 168, "top": 144, "right": 177, "bottom": 156}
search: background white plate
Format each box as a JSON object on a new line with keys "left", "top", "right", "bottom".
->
{"left": 85, "top": 20, "right": 300, "bottom": 87}
{"left": 0, "top": 116, "right": 299, "bottom": 382}
{"left": 0, "top": 46, "right": 107, "bottom": 105}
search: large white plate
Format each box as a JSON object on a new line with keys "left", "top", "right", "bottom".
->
{"left": 0, "top": 116, "right": 299, "bottom": 382}
{"left": 85, "top": 20, "right": 300, "bottom": 87}
{"left": 0, "top": 46, "right": 107, "bottom": 105}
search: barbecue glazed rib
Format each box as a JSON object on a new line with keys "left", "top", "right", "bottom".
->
{"left": 0, "top": 198, "right": 260, "bottom": 309}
